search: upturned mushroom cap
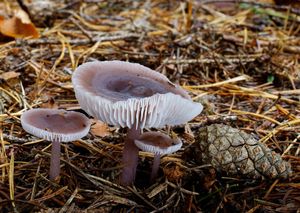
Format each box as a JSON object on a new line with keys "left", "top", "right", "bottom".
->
{"left": 21, "top": 108, "right": 91, "bottom": 142}
{"left": 72, "top": 60, "right": 203, "bottom": 129}
{"left": 134, "top": 132, "right": 182, "bottom": 155}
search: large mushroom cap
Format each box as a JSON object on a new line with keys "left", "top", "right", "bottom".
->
{"left": 134, "top": 131, "right": 182, "bottom": 155}
{"left": 72, "top": 60, "right": 203, "bottom": 129}
{"left": 21, "top": 108, "right": 91, "bottom": 142}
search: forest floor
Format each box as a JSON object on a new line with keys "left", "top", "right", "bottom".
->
{"left": 0, "top": 0, "right": 299, "bottom": 212}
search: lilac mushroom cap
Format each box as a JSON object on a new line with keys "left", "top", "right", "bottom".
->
{"left": 21, "top": 108, "right": 91, "bottom": 180}
{"left": 21, "top": 108, "right": 91, "bottom": 142}
{"left": 71, "top": 60, "right": 203, "bottom": 129}
{"left": 134, "top": 131, "right": 182, "bottom": 182}
{"left": 71, "top": 60, "right": 202, "bottom": 185}
{"left": 134, "top": 131, "right": 182, "bottom": 155}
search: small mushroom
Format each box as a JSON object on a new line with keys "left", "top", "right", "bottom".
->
{"left": 72, "top": 60, "right": 202, "bottom": 185}
{"left": 21, "top": 108, "right": 91, "bottom": 180}
{"left": 135, "top": 131, "right": 182, "bottom": 182}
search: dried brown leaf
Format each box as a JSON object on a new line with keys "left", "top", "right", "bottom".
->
{"left": 0, "top": 71, "right": 20, "bottom": 81}
{"left": 0, "top": 9, "right": 39, "bottom": 39}
{"left": 91, "top": 120, "right": 110, "bottom": 137}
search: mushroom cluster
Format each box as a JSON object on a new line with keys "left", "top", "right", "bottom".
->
{"left": 72, "top": 60, "right": 203, "bottom": 185}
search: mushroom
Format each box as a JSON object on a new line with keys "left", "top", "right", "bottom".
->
{"left": 21, "top": 108, "right": 91, "bottom": 180}
{"left": 134, "top": 131, "right": 182, "bottom": 182}
{"left": 72, "top": 60, "right": 203, "bottom": 185}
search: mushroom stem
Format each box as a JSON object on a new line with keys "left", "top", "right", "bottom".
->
{"left": 49, "top": 140, "right": 61, "bottom": 180}
{"left": 120, "top": 127, "right": 141, "bottom": 186}
{"left": 150, "top": 153, "right": 161, "bottom": 183}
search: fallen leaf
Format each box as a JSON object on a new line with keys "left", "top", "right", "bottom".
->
{"left": 91, "top": 120, "right": 110, "bottom": 137}
{"left": 0, "top": 9, "right": 39, "bottom": 39}
{"left": 0, "top": 71, "right": 20, "bottom": 81}
{"left": 14, "top": 9, "right": 32, "bottom": 24}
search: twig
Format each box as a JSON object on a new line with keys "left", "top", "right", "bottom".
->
{"left": 69, "top": 17, "right": 93, "bottom": 41}
{"left": 58, "top": 188, "right": 78, "bottom": 213}
{"left": 3, "top": 133, "right": 27, "bottom": 143}
{"left": 127, "top": 186, "right": 158, "bottom": 210}
{"left": 166, "top": 181, "right": 199, "bottom": 195}
{"left": 25, "top": 33, "right": 141, "bottom": 45}
{"left": 150, "top": 192, "right": 177, "bottom": 213}
{"left": 163, "top": 57, "right": 257, "bottom": 65}
{"left": 201, "top": 0, "right": 300, "bottom": 16}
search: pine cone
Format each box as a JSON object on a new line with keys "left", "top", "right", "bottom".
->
{"left": 194, "top": 124, "right": 292, "bottom": 179}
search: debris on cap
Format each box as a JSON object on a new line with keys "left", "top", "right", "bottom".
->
{"left": 193, "top": 124, "right": 292, "bottom": 179}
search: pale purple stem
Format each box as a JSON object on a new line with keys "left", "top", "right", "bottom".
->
{"left": 120, "top": 127, "right": 141, "bottom": 186}
{"left": 150, "top": 153, "right": 161, "bottom": 183}
{"left": 49, "top": 140, "right": 61, "bottom": 180}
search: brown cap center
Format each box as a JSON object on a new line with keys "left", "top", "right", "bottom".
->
{"left": 92, "top": 73, "right": 170, "bottom": 101}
